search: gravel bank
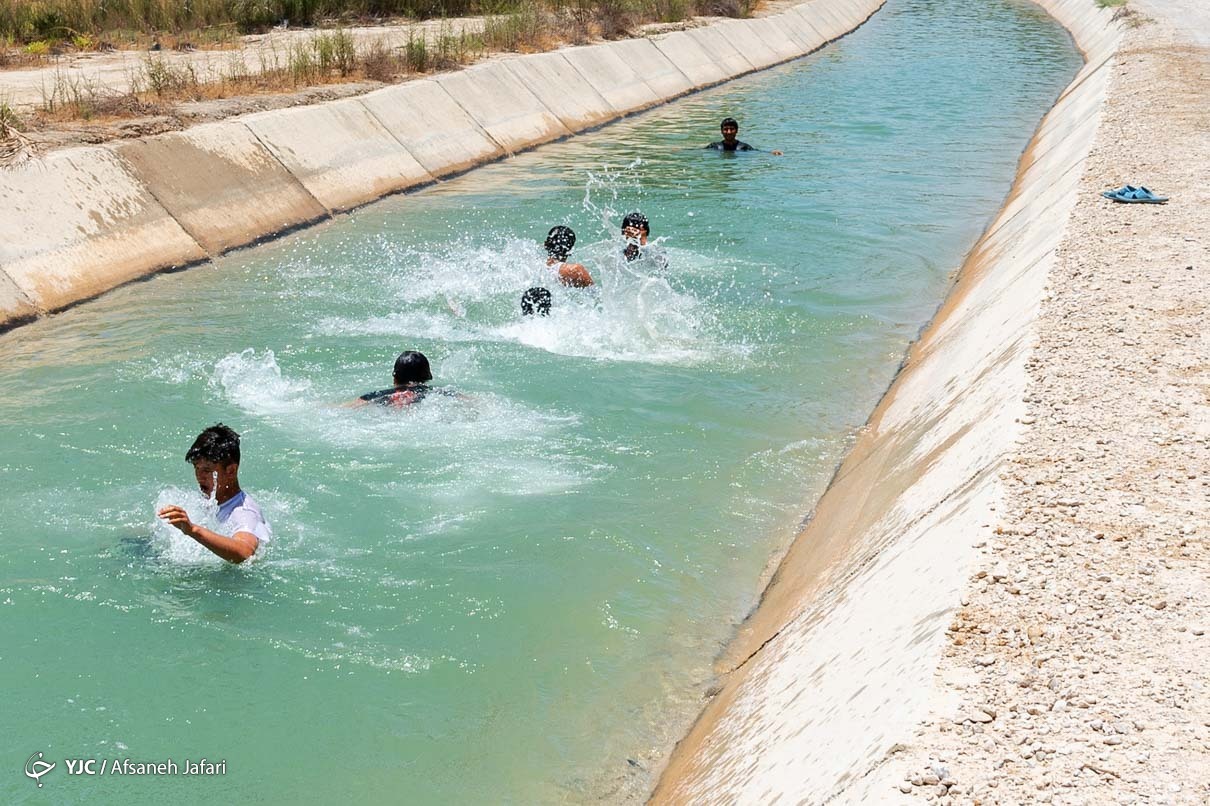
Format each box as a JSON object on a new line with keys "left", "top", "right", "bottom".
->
{"left": 869, "top": 6, "right": 1210, "bottom": 804}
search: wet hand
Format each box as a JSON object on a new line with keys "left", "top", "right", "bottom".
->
{"left": 157, "top": 505, "right": 196, "bottom": 536}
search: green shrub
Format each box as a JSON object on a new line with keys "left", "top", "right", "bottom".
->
{"left": 403, "top": 31, "right": 428, "bottom": 72}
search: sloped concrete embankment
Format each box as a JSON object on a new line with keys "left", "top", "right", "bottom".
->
{"left": 0, "top": 0, "right": 883, "bottom": 334}
{"left": 650, "top": 0, "right": 1123, "bottom": 802}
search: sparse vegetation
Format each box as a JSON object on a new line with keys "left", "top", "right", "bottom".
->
{"left": 402, "top": 31, "right": 429, "bottom": 72}
{"left": 10, "top": 0, "right": 754, "bottom": 126}
{"left": 0, "top": 0, "right": 746, "bottom": 48}
{"left": 31, "top": 19, "right": 486, "bottom": 121}
{"left": 1095, "top": 0, "right": 1127, "bottom": 7}
{"left": 0, "top": 98, "right": 20, "bottom": 129}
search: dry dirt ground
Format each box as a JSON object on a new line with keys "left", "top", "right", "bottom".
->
{"left": 874, "top": 6, "right": 1210, "bottom": 805}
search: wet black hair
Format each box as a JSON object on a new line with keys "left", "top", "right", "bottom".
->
{"left": 621, "top": 212, "right": 649, "bottom": 235}
{"left": 521, "top": 287, "right": 552, "bottom": 316}
{"left": 186, "top": 423, "right": 240, "bottom": 465}
{"left": 544, "top": 225, "right": 576, "bottom": 262}
{"left": 720, "top": 117, "right": 739, "bottom": 130}
{"left": 393, "top": 350, "right": 433, "bottom": 385}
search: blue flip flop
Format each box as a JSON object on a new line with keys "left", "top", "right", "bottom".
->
{"left": 1103, "top": 185, "right": 1168, "bottom": 203}
{"left": 1101, "top": 184, "right": 1137, "bottom": 199}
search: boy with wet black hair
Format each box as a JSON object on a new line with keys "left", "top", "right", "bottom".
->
{"left": 158, "top": 423, "right": 270, "bottom": 563}
{"left": 705, "top": 118, "right": 782, "bottom": 155}
{"left": 706, "top": 117, "right": 752, "bottom": 151}
{"left": 620, "top": 211, "right": 670, "bottom": 270}
{"left": 352, "top": 350, "right": 455, "bottom": 409}
{"left": 621, "top": 212, "right": 650, "bottom": 263}
{"left": 544, "top": 225, "right": 594, "bottom": 288}
{"left": 521, "top": 287, "right": 552, "bottom": 316}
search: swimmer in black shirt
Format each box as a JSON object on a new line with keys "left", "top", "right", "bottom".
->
{"left": 349, "top": 350, "right": 455, "bottom": 409}
{"left": 704, "top": 117, "right": 782, "bottom": 155}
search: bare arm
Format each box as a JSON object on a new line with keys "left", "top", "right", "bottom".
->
{"left": 157, "top": 505, "right": 258, "bottom": 564}
{"left": 558, "top": 263, "right": 594, "bottom": 288}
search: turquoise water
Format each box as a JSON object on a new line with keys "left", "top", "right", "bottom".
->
{"left": 0, "top": 1, "right": 1078, "bottom": 802}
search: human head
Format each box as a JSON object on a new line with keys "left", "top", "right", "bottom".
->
{"left": 621, "top": 211, "right": 650, "bottom": 243}
{"left": 521, "top": 286, "right": 552, "bottom": 316}
{"left": 185, "top": 423, "right": 241, "bottom": 498}
{"left": 720, "top": 117, "right": 739, "bottom": 142}
{"left": 544, "top": 225, "right": 576, "bottom": 262}
{"left": 393, "top": 350, "right": 433, "bottom": 385}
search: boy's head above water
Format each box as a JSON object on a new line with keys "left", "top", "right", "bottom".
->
{"left": 621, "top": 211, "right": 650, "bottom": 239}
{"left": 185, "top": 423, "right": 241, "bottom": 499}
{"left": 544, "top": 225, "right": 576, "bottom": 262}
{"left": 521, "top": 286, "right": 552, "bottom": 316}
{"left": 393, "top": 350, "right": 433, "bottom": 386}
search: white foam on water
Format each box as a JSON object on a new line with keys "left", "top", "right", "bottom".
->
{"left": 205, "top": 349, "right": 594, "bottom": 498}
{"left": 317, "top": 235, "right": 746, "bottom": 366}
{"left": 264, "top": 635, "right": 432, "bottom": 674}
{"left": 140, "top": 352, "right": 213, "bottom": 385}
{"left": 494, "top": 276, "right": 711, "bottom": 364}
{"left": 301, "top": 156, "right": 760, "bottom": 368}
{"left": 390, "top": 238, "right": 548, "bottom": 305}
{"left": 211, "top": 348, "right": 312, "bottom": 415}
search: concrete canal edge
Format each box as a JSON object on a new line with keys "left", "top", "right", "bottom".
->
{"left": 0, "top": 0, "right": 884, "bottom": 334}
{"left": 649, "top": 0, "right": 1124, "bottom": 801}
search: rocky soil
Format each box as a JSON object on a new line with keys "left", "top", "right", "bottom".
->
{"left": 882, "top": 9, "right": 1210, "bottom": 806}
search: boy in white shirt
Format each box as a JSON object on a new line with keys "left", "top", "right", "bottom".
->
{"left": 158, "top": 423, "right": 271, "bottom": 563}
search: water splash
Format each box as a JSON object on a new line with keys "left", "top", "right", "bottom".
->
{"left": 316, "top": 233, "right": 740, "bottom": 365}
{"left": 150, "top": 486, "right": 225, "bottom": 565}
{"left": 211, "top": 349, "right": 311, "bottom": 415}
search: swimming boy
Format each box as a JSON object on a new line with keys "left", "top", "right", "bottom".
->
{"left": 704, "top": 118, "right": 782, "bottom": 155}
{"left": 545, "top": 225, "right": 594, "bottom": 288}
{"left": 620, "top": 212, "right": 668, "bottom": 268}
{"left": 621, "top": 212, "right": 649, "bottom": 262}
{"left": 157, "top": 423, "right": 270, "bottom": 564}
{"left": 351, "top": 350, "right": 453, "bottom": 409}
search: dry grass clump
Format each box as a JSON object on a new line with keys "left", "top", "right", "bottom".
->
{"left": 38, "top": 69, "right": 166, "bottom": 120}
{"left": 0, "top": 100, "right": 39, "bottom": 167}
{"left": 32, "top": 24, "right": 481, "bottom": 121}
